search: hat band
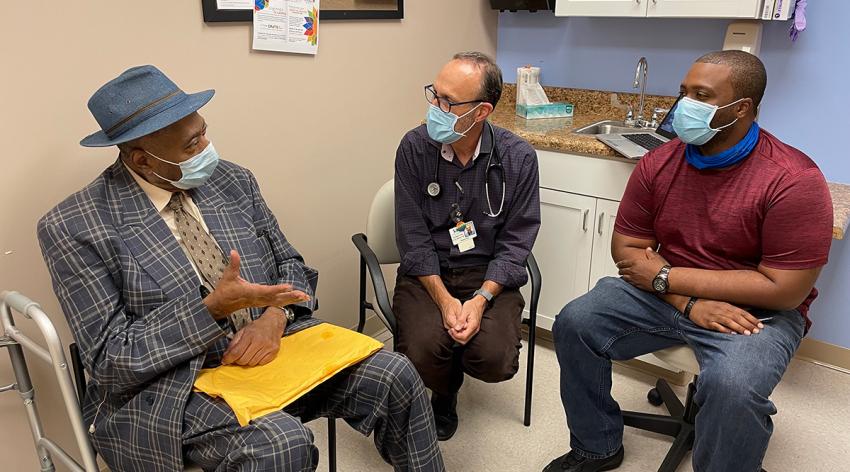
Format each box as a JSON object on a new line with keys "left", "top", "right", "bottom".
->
{"left": 105, "top": 90, "right": 181, "bottom": 138}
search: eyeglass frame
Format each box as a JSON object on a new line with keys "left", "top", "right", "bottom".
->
{"left": 424, "top": 84, "right": 486, "bottom": 114}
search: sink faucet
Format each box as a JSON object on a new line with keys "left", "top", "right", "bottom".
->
{"left": 632, "top": 57, "right": 648, "bottom": 127}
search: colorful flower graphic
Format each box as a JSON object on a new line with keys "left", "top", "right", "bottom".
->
{"left": 255, "top": 0, "right": 269, "bottom": 11}
{"left": 303, "top": 7, "right": 318, "bottom": 46}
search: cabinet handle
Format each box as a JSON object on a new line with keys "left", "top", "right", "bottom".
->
{"left": 582, "top": 209, "right": 589, "bottom": 232}
{"left": 597, "top": 212, "right": 605, "bottom": 235}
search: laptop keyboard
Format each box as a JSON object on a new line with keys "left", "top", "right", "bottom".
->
{"left": 623, "top": 133, "right": 666, "bottom": 150}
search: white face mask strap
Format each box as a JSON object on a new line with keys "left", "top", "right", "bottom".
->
{"left": 144, "top": 149, "right": 180, "bottom": 167}
{"left": 456, "top": 103, "right": 483, "bottom": 137}
{"left": 711, "top": 97, "right": 746, "bottom": 131}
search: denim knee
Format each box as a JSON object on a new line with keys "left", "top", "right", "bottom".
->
{"left": 553, "top": 296, "right": 595, "bottom": 344}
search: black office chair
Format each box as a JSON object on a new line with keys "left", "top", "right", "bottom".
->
{"left": 351, "top": 179, "right": 542, "bottom": 426}
{"left": 68, "top": 343, "right": 338, "bottom": 472}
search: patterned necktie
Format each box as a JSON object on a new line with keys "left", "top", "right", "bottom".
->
{"left": 167, "top": 192, "right": 251, "bottom": 331}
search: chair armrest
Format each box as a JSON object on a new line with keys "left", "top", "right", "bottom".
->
{"left": 351, "top": 234, "right": 397, "bottom": 334}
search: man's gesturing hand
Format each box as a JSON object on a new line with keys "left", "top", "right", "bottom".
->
{"left": 204, "top": 250, "right": 309, "bottom": 320}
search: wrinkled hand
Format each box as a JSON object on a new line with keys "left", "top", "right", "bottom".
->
{"left": 688, "top": 299, "right": 764, "bottom": 336}
{"left": 451, "top": 298, "right": 485, "bottom": 345}
{"left": 222, "top": 308, "right": 286, "bottom": 366}
{"left": 617, "top": 247, "right": 669, "bottom": 291}
{"left": 440, "top": 297, "right": 462, "bottom": 332}
{"left": 205, "top": 250, "right": 310, "bottom": 320}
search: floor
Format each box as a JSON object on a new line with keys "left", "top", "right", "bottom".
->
{"left": 305, "top": 338, "right": 850, "bottom": 472}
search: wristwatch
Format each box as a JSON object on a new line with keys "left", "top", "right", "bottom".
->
{"left": 652, "top": 265, "right": 672, "bottom": 294}
{"left": 473, "top": 288, "right": 494, "bottom": 303}
{"left": 280, "top": 306, "right": 296, "bottom": 323}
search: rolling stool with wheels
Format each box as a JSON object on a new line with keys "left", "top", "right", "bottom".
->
{"left": 621, "top": 345, "right": 699, "bottom": 472}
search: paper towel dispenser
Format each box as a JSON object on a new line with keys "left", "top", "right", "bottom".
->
{"left": 490, "top": 0, "right": 554, "bottom": 12}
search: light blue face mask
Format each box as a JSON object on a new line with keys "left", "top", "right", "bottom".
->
{"left": 426, "top": 103, "right": 482, "bottom": 144}
{"left": 146, "top": 142, "right": 220, "bottom": 190}
{"left": 672, "top": 96, "right": 745, "bottom": 146}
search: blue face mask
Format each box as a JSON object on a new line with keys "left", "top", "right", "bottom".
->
{"left": 672, "top": 96, "right": 745, "bottom": 146}
{"left": 426, "top": 103, "right": 481, "bottom": 144}
{"left": 146, "top": 142, "right": 220, "bottom": 190}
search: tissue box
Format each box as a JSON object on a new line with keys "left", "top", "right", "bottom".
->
{"left": 516, "top": 102, "right": 574, "bottom": 119}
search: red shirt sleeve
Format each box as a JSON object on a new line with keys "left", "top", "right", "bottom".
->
{"left": 615, "top": 156, "right": 657, "bottom": 240}
{"left": 760, "top": 168, "right": 833, "bottom": 269}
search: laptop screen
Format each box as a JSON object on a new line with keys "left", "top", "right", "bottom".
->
{"left": 655, "top": 95, "right": 682, "bottom": 140}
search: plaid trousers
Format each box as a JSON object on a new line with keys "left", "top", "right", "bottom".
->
{"left": 183, "top": 349, "right": 445, "bottom": 472}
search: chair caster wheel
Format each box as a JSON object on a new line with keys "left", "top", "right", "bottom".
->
{"left": 647, "top": 388, "right": 663, "bottom": 406}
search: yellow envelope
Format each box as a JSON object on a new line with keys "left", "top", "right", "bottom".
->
{"left": 194, "top": 323, "right": 384, "bottom": 426}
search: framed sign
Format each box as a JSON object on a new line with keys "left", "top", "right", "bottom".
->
{"left": 202, "top": 0, "right": 404, "bottom": 22}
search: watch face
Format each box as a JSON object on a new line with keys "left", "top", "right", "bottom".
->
{"left": 653, "top": 278, "right": 667, "bottom": 292}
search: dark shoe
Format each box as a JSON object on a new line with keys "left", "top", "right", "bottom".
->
{"left": 543, "top": 447, "right": 624, "bottom": 472}
{"left": 431, "top": 392, "right": 458, "bottom": 441}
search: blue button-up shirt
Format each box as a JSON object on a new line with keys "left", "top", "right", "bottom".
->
{"left": 394, "top": 122, "right": 541, "bottom": 288}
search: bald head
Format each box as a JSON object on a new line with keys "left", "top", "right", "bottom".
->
{"left": 451, "top": 51, "right": 503, "bottom": 107}
{"left": 696, "top": 50, "right": 767, "bottom": 109}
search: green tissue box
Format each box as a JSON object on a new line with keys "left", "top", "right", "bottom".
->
{"left": 516, "top": 102, "right": 574, "bottom": 119}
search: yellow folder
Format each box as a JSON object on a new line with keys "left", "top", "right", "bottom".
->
{"left": 194, "top": 323, "right": 384, "bottom": 426}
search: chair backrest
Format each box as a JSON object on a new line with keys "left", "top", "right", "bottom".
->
{"left": 365, "top": 179, "right": 400, "bottom": 264}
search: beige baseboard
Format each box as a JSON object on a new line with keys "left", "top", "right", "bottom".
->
{"left": 795, "top": 337, "right": 850, "bottom": 373}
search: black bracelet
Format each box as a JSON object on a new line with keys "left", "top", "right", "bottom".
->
{"left": 683, "top": 297, "right": 699, "bottom": 319}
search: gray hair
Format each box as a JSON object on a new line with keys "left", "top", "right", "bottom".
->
{"left": 453, "top": 51, "right": 503, "bottom": 107}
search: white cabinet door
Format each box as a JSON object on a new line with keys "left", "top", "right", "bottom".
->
{"left": 647, "top": 0, "right": 761, "bottom": 18}
{"left": 555, "top": 0, "right": 647, "bottom": 17}
{"left": 589, "top": 198, "right": 621, "bottom": 289}
{"left": 522, "top": 189, "right": 596, "bottom": 331}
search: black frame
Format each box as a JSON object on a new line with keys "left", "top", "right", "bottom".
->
{"left": 202, "top": 0, "right": 404, "bottom": 22}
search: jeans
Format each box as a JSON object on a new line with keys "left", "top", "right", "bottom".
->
{"left": 552, "top": 277, "right": 805, "bottom": 472}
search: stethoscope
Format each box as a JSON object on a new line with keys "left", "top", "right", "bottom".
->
{"left": 427, "top": 123, "right": 505, "bottom": 218}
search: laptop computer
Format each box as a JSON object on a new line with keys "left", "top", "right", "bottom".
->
{"left": 596, "top": 95, "right": 681, "bottom": 159}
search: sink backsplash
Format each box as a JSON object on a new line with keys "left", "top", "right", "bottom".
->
{"left": 503, "top": 84, "right": 678, "bottom": 119}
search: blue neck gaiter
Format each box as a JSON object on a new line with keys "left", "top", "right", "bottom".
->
{"left": 684, "top": 122, "right": 760, "bottom": 170}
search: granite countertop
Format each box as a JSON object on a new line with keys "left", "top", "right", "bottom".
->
{"left": 828, "top": 182, "right": 850, "bottom": 240}
{"left": 491, "top": 84, "right": 849, "bottom": 240}
{"left": 490, "top": 84, "right": 678, "bottom": 163}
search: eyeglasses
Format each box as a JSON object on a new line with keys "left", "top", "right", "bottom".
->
{"left": 424, "top": 84, "right": 484, "bottom": 114}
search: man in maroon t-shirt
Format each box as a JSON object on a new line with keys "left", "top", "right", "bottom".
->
{"left": 544, "top": 51, "right": 833, "bottom": 472}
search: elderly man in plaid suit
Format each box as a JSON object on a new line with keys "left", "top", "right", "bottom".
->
{"left": 37, "top": 65, "right": 444, "bottom": 472}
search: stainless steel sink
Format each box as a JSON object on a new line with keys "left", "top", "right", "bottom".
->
{"left": 573, "top": 120, "right": 643, "bottom": 135}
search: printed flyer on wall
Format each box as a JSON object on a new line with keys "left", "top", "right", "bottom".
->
{"left": 252, "top": 0, "right": 319, "bottom": 55}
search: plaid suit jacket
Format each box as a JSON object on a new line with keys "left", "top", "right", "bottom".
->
{"left": 37, "top": 159, "right": 319, "bottom": 471}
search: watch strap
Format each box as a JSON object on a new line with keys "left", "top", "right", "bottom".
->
{"left": 474, "top": 288, "right": 494, "bottom": 303}
{"left": 280, "top": 306, "right": 296, "bottom": 323}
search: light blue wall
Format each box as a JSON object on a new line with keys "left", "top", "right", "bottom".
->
{"left": 496, "top": 4, "right": 850, "bottom": 348}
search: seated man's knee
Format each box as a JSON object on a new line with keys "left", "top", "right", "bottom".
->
{"left": 398, "top": 331, "right": 450, "bottom": 371}
{"left": 697, "top": 365, "right": 774, "bottom": 413}
{"left": 553, "top": 277, "right": 621, "bottom": 341}
{"left": 253, "top": 416, "right": 318, "bottom": 471}
{"left": 376, "top": 350, "right": 423, "bottom": 391}
{"left": 463, "top": 342, "right": 520, "bottom": 383}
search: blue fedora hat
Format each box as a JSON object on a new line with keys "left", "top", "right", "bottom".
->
{"left": 80, "top": 65, "right": 214, "bottom": 147}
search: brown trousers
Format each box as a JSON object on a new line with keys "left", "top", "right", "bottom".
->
{"left": 392, "top": 266, "right": 524, "bottom": 396}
